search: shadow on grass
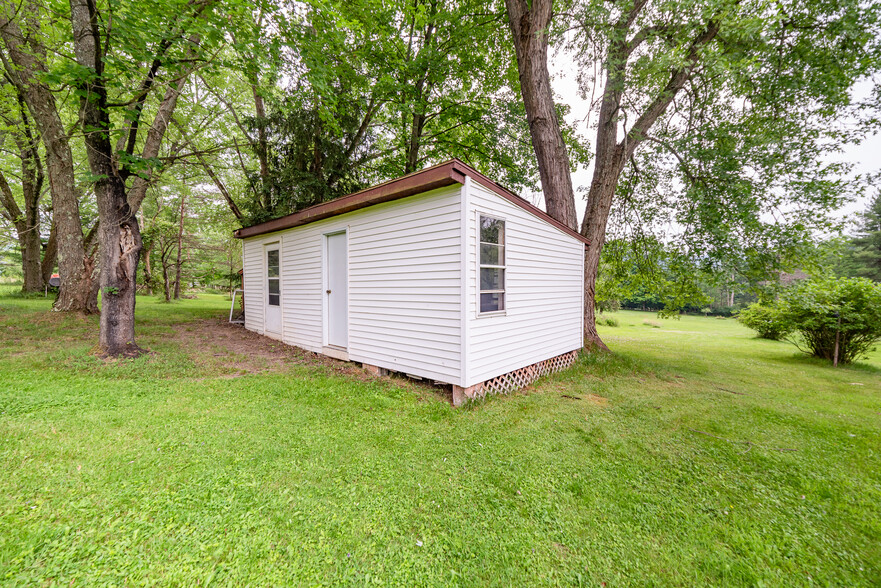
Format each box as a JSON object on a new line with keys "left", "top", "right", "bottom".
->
{"left": 767, "top": 350, "right": 881, "bottom": 375}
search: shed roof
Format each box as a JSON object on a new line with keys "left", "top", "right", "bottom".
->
{"left": 233, "top": 159, "right": 589, "bottom": 244}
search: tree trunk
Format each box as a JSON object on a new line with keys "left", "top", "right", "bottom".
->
{"left": 19, "top": 208, "right": 43, "bottom": 292}
{"left": 162, "top": 244, "right": 172, "bottom": 302}
{"left": 142, "top": 242, "right": 154, "bottom": 295}
{"left": 0, "top": 168, "right": 43, "bottom": 292}
{"left": 83, "top": 224, "right": 101, "bottom": 315}
{"left": 40, "top": 220, "right": 57, "bottom": 286}
{"left": 69, "top": 0, "right": 142, "bottom": 355}
{"left": 0, "top": 6, "right": 90, "bottom": 310}
{"left": 405, "top": 111, "right": 427, "bottom": 174}
{"left": 3, "top": 95, "right": 47, "bottom": 293}
{"left": 504, "top": 0, "right": 578, "bottom": 231}
{"left": 173, "top": 194, "right": 186, "bottom": 300}
{"left": 403, "top": 9, "right": 436, "bottom": 175}
{"left": 581, "top": 170, "right": 622, "bottom": 351}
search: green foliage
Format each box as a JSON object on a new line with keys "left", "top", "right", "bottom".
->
{"left": 598, "top": 236, "right": 711, "bottom": 316}
{"left": 235, "top": 0, "right": 544, "bottom": 225}
{"left": 736, "top": 303, "right": 792, "bottom": 341}
{"left": 779, "top": 277, "right": 881, "bottom": 364}
{"left": 244, "top": 98, "right": 371, "bottom": 224}
{"left": 851, "top": 190, "right": 881, "bottom": 281}
{"left": 569, "top": 0, "right": 880, "bottom": 287}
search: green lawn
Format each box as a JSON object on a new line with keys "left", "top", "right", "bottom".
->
{"left": 1, "top": 291, "right": 879, "bottom": 586}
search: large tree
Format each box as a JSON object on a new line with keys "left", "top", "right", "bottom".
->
{"left": 63, "top": 0, "right": 235, "bottom": 355}
{"left": 0, "top": 3, "right": 91, "bottom": 309}
{"left": 506, "top": 0, "right": 880, "bottom": 348}
{"left": 0, "top": 90, "right": 48, "bottom": 292}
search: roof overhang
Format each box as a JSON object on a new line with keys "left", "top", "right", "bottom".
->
{"left": 233, "top": 159, "right": 589, "bottom": 245}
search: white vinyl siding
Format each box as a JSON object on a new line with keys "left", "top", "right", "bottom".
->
{"left": 242, "top": 237, "right": 266, "bottom": 334}
{"left": 464, "top": 181, "right": 584, "bottom": 386}
{"left": 243, "top": 185, "right": 463, "bottom": 382}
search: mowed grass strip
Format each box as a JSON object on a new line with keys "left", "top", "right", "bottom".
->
{"left": 1, "top": 291, "right": 879, "bottom": 586}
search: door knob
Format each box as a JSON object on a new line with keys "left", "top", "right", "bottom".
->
{"left": 326, "top": 289, "right": 331, "bottom": 294}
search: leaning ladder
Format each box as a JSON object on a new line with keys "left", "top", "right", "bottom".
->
{"left": 229, "top": 289, "right": 245, "bottom": 324}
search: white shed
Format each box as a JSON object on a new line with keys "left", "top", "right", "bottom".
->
{"left": 234, "top": 159, "right": 586, "bottom": 405}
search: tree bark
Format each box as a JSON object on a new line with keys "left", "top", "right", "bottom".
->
{"left": 0, "top": 5, "right": 90, "bottom": 309}
{"left": 142, "top": 242, "right": 154, "bottom": 295}
{"left": 0, "top": 162, "right": 43, "bottom": 292}
{"left": 40, "top": 219, "right": 57, "bottom": 285}
{"left": 504, "top": 0, "right": 578, "bottom": 230}
{"left": 161, "top": 241, "right": 172, "bottom": 302}
{"left": 15, "top": 100, "right": 45, "bottom": 293}
{"left": 403, "top": 6, "right": 437, "bottom": 175}
{"left": 0, "top": 167, "right": 41, "bottom": 292}
{"left": 173, "top": 193, "right": 186, "bottom": 299}
{"left": 18, "top": 163, "right": 43, "bottom": 293}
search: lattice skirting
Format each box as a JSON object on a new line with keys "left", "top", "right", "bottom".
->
{"left": 465, "top": 349, "right": 580, "bottom": 400}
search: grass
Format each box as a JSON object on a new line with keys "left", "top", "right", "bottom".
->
{"left": 1, "top": 291, "right": 879, "bottom": 586}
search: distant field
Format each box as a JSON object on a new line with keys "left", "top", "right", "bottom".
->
{"left": 1, "top": 293, "right": 879, "bottom": 585}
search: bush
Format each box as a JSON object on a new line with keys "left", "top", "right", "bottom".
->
{"left": 598, "top": 315, "right": 619, "bottom": 327}
{"left": 736, "top": 303, "right": 792, "bottom": 341}
{"left": 780, "top": 277, "right": 881, "bottom": 364}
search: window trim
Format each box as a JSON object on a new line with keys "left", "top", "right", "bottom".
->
{"left": 477, "top": 213, "right": 506, "bottom": 316}
{"left": 266, "top": 245, "right": 281, "bottom": 307}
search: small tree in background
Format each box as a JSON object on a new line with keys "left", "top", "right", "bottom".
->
{"left": 780, "top": 277, "right": 881, "bottom": 364}
{"left": 851, "top": 190, "right": 881, "bottom": 282}
{"left": 737, "top": 304, "right": 792, "bottom": 341}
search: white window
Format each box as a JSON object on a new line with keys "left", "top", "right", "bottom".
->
{"left": 479, "top": 215, "right": 505, "bottom": 313}
{"left": 267, "top": 249, "right": 280, "bottom": 306}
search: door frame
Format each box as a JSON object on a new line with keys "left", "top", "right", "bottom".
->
{"left": 322, "top": 228, "right": 349, "bottom": 354}
{"left": 263, "top": 240, "right": 283, "bottom": 339}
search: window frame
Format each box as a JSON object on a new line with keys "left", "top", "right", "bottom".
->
{"left": 477, "top": 213, "right": 506, "bottom": 316}
{"left": 266, "top": 246, "right": 281, "bottom": 307}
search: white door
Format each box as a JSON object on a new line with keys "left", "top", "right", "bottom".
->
{"left": 264, "top": 245, "right": 282, "bottom": 337}
{"left": 326, "top": 232, "right": 348, "bottom": 348}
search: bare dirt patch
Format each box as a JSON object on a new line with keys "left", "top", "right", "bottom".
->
{"left": 172, "top": 318, "right": 363, "bottom": 377}
{"left": 171, "top": 319, "right": 449, "bottom": 402}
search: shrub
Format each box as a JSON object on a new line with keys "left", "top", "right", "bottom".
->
{"left": 779, "top": 277, "right": 881, "bottom": 364}
{"left": 598, "top": 315, "right": 619, "bottom": 327}
{"left": 736, "top": 303, "right": 792, "bottom": 340}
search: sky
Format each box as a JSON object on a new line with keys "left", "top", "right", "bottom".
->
{"left": 542, "top": 53, "right": 880, "bottom": 230}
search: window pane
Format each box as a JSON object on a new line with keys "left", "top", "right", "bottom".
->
{"left": 480, "top": 243, "right": 504, "bottom": 266}
{"left": 480, "top": 268, "right": 504, "bottom": 291}
{"left": 267, "top": 250, "right": 279, "bottom": 277}
{"left": 480, "top": 216, "right": 505, "bottom": 245}
{"left": 268, "top": 278, "right": 280, "bottom": 295}
{"left": 480, "top": 292, "right": 504, "bottom": 313}
{"left": 268, "top": 293, "right": 280, "bottom": 306}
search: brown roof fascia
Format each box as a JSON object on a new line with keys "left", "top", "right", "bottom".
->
{"left": 234, "top": 160, "right": 464, "bottom": 239}
{"left": 234, "top": 158, "right": 589, "bottom": 245}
